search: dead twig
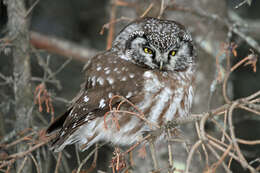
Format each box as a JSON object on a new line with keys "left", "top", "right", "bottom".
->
{"left": 140, "top": 3, "right": 154, "bottom": 18}
{"left": 17, "top": 157, "right": 28, "bottom": 173}
{"left": 228, "top": 102, "right": 249, "bottom": 169}
{"left": 30, "top": 31, "right": 97, "bottom": 62}
{"left": 76, "top": 142, "right": 106, "bottom": 173}
{"left": 106, "top": 0, "right": 117, "bottom": 50}
{"left": 231, "top": 49, "right": 258, "bottom": 72}
{"left": 29, "top": 153, "right": 40, "bottom": 173}
{"left": 185, "top": 140, "right": 202, "bottom": 173}
{"left": 54, "top": 152, "right": 62, "bottom": 173}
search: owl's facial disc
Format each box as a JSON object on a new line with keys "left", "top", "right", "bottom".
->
{"left": 125, "top": 35, "right": 194, "bottom": 72}
{"left": 125, "top": 36, "right": 167, "bottom": 70}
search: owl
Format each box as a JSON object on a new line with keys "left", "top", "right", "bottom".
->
{"left": 46, "top": 17, "right": 196, "bottom": 152}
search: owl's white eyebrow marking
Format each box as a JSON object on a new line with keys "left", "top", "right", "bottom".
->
{"left": 104, "top": 67, "right": 109, "bottom": 71}
{"left": 97, "top": 77, "right": 104, "bottom": 85}
{"left": 129, "top": 73, "right": 135, "bottom": 78}
{"left": 99, "top": 99, "right": 106, "bottom": 108}
{"left": 107, "top": 77, "right": 114, "bottom": 85}
{"left": 84, "top": 96, "right": 89, "bottom": 102}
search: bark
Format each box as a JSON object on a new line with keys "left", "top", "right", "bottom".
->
{"left": 6, "top": 0, "right": 33, "bottom": 172}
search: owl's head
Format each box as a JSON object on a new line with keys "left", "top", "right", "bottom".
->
{"left": 112, "top": 17, "right": 195, "bottom": 72}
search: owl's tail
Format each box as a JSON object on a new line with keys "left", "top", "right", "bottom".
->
{"left": 46, "top": 108, "right": 79, "bottom": 152}
{"left": 46, "top": 108, "right": 71, "bottom": 135}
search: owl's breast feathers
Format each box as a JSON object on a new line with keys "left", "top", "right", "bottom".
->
{"left": 46, "top": 52, "right": 194, "bottom": 151}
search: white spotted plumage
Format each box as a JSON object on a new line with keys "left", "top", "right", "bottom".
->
{"left": 107, "top": 76, "right": 114, "bottom": 85}
{"left": 83, "top": 96, "right": 89, "bottom": 102}
{"left": 99, "top": 99, "right": 106, "bottom": 108}
{"left": 60, "top": 70, "right": 194, "bottom": 151}
{"left": 97, "top": 77, "right": 104, "bottom": 85}
{"left": 47, "top": 17, "right": 196, "bottom": 152}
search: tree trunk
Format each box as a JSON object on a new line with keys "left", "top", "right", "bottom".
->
{"left": 6, "top": 0, "right": 33, "bottom": 172}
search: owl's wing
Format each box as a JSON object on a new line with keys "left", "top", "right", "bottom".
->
{"left": 46, "top": 52, "right": 146, "bottom": 150}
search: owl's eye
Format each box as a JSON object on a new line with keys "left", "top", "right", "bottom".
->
{"left": 169, "top": 50, "right": 176, "bottom": 56}
{"left": 143, "top": 47, "right": 153, "bottom": 55}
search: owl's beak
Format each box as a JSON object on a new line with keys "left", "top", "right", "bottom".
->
{"left": 159, "top": 61, "right": 163, "bottom": 70}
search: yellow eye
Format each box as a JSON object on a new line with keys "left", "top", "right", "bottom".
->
{"left": 143, "top": 47, "right": 153, "bottom": 54}
{"left": 170, "top": 50, "right": 176, "bottom": 56}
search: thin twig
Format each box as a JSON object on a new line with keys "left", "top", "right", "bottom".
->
{"left": 149, "top": 139, "right": 158, "bottom": 170}
{"left": 123, "top": 134, "right": 151, "bottom": 155}
{"left": 158, "top": 0, "right": 165, "bottom": 19}
{"left": 185, "top": 140, "right": 202, "bottom": 173}
{"left": 206, "top": 143, "right": 232, "bottom": 173}
{"left": 106, "top": 0, "right": 117, "bottom": 50}
{"left": 140, "top": 3, "right": 154, "bottom": 18}
{"left": 48, "top": 58, "right": 72, "bottom": 80}
{"left": 7, "top": 137, "right": 52, "bottom": 159}
{"left": 17, "top": 157, "right": 28, "bottom": 173}
{"left": 208, "top": 140, "right": 256, "bottom": 172}
{"left": 167, "top": 128, "right": 173, "bottom": 170}
{"left": 237, "top": 138, "right": 260, "bottom": 145}
{"left": 25, "top": 0, "right": 39, "bottom": 17}
{"left": 54, "top": 152, "right": 62, "bottom": 173}
{"left": 29, "top": 153, "right": 40, "bottom": 173}
{"left": 238, "top": 104, "right": 260, "bottom": 115}
{"left": 207, "top": 134, "right": 231, "bottom": 150}
{"left": 245, "top": 90, "right": 260, "bottom": 101}
{"left": 4, "top": 131, "right": 37, "bottom": 148}
{"left": 76, "top": 142, "right": 106, "bottom": 173}
{"left": 228, "top": 102, "right": 255, "bottom": 171}
{"left": 75, "top": 145, "right": 81, "bottom": 166}
{"left": 195, "top": 122, "right": 208, "bottom": 167}
{"left": 86, "top": 143, "right": 99, "bottom": 172}
{"left": 221, "top": 110, "right": 228, "bottom": 142}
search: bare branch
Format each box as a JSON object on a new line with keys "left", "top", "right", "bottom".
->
{"left": 30, "top": 31, "right": 98, "bottom": 62}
